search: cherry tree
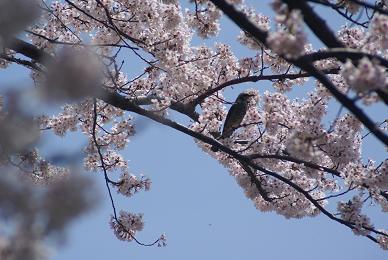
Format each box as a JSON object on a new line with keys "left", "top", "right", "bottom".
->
{"left": 0, "top": 0, "right": 387, "bottom": 258}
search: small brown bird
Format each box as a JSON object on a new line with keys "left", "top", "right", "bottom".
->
{"left": 211, "top": 92, "right": 253, "bottom": 152}
{"left": 221, "top": 92, "right": 253, "bottom": 138}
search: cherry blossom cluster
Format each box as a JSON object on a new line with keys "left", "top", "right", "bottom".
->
{"left": 193, "top": 94, "right": 227, "bottom": 135}
{"left": 341, "top": 159, "right": 388, "bottom": 211}
{"left": 237, "top": 6, "right": 270, "bottom": 49}
{"left": 337, "top": 196, "right": 373, "bottom": 236}
{"left": 340, "top": 57, "right": 387, "bottom": 93}
{"left": 266, "top": 30, "right": 307, "bottom": 59}
{"left": 377, "top": 231, "right": 388, "bottom": 250}
{"left": 157, "top": 233, "right": 168, "bottom": 247}
{"left": 109, "top": 211, "right": 144, "bottom": 242}
{"left": 114, "top": 171, "right": 151, "bottom": 197}
{"left": 336, "top": 8, "right": 388, "bottom": 53}
{"left": 337, "top": 26, "right": 365, "bottom": 49}
{"left": 238, "top": 56, "right": 261, "bottom": 77}
{"left": 325, "top": 113, "right": 362, "bottom": 167}
{"left": 268, "top": 2, "right": 307, "bottom": 58}
{"left": 185, "top": 1, "right": 221, "bottom": 38}
{"left": 110, "top": 210, "right": 166, "bottom": 246}
{"left": 149, "top": 42, "right": 241, "bottom": 113}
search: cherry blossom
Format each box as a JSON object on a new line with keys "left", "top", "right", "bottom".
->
{"left": 341, "top": 57, "right": 387, "bottom": 93}
{"left": 337, "top": 196, "right": 373, "bottom": 236}
{"left": 110, "top": 211, "right": 144, "bottom": 242}
{"left": 114, "top": 171, "right": 151, "bottom": 197}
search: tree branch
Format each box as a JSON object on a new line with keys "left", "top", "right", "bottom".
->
{"left": 299, "top": 48, "right": 388, "bottom": 69}
{"left": 195, "top": 68, "right": 339, "bottom": 104}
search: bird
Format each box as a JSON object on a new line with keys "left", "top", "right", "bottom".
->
{"left": 211, "top": 92, "right": 253, "bottom": 152}
{"left": 221, "top": 92, "right": 253, "bottom": 138}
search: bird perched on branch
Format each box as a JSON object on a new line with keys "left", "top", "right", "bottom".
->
{"left": 221, "top": 92, "right": 254, "bottom": 138}
{"left": 211, "top": 92, "right": 254, "bottom": 152}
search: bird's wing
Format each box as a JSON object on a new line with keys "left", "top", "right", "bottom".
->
{"left": 222, "top": 103, "right": 241, "bottom": 138}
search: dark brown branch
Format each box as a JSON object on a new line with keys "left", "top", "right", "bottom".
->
{"left": 247, "top": 153, "right": 388, "bottom": 201}
{"left": 299, "top": 48, "right": 388, "bottom": 68}
{"left": 0, "top": 54, "right": 42, "bottom": 72}
{"left": 195, "top": 68, "right": 339, "bottom": 104}
{"left": 238, "top": 161, "right": 273, "bottom": 202}
{"left": 9, "top": 38, "right": 53, "bottom": 63}
{"left": 316, "top": 185, "right": 356, "bottom": 201}
{"left": 247, "top": 153, "right": 341, "bottom": 177}
{"left": 25, "top": 30, "right": 136, "bottom": 49}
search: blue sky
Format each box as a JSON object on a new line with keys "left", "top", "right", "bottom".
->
{"left": 0, "top": 0, "right": 387, "bottom": 259}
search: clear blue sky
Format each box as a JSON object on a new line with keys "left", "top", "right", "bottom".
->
{"left": 0, "top": 1, "right": 387, "bottom": 259}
